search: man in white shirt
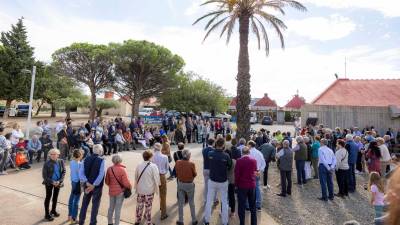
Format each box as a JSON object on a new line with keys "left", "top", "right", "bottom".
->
{"left": 151, "top": 142, "right": 169, "bottom": 220}
{"left": 247, "top": 140, "right": 266, "bottom": 211}
{"left": 377, "top": 137, "right": 391, "bottom": 176}
{"left": 318, "top": 138, "right": 337, "bottom": 201}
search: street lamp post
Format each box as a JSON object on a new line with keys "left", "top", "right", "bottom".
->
{"left": 25, "top": 66, "right": 36, "bottom": 138}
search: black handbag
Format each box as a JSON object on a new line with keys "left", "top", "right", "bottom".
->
{"left": 111, "top": 167, "right": 132, "bottom": 198}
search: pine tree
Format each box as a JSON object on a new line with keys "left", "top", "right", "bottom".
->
{"left": 0, "top": 17, "right": 35, "bottom": 119}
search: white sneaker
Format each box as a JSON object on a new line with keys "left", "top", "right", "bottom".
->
{"left": 0, "top": 171, "right": 7, "bottom": 175}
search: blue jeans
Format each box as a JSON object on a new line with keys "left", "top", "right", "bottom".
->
{"left": 374, "top": 205, "right": 384, "bottom": 219}
{"left": 348, "top": 163, "right": 356, "bottom": 192}
{"left": 68, "top": 182, "right": 81, "bottom": 220}
{"left": 79, "top": 186, "right": 103, "bottom": 225}
{"left": 295, "top": 160, "right": 306, "bottom": 184}
{"left": 318, "top": 164, "right": 334, "bottom": 200}
{"left": 237, "top": 188, "right": 256, "bottom": 225}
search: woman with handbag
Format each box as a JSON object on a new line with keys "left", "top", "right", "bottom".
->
{"left": 105, "top": 154, "right": 132, "bottom": 225}
{"left": 68, "top": 149, "right": 83, "bottom": 224}
{"left": 42, "top": 148, "right": 66, "bottom": 222}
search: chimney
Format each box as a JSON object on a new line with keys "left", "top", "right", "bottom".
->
{"left": 104, "top": 91, "right": 114, "bottom": 99}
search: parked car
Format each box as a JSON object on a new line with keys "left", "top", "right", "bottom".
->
{"left": 261, "top": 116, "right": 273, "bottom": 125}
{"left": 150, "top": 110, "right": 162, "bottom": 117}
{"left": 138, "top": 108, "right": 153, "bottom": 117}
{"left": 250, "top": 112, "right": 257, "bottom": 124}
{"left": 0, "top": 106, "right": 5, "bottom": 116}
{"left": 16, "top": 104, "right": 30, "bottom": 117}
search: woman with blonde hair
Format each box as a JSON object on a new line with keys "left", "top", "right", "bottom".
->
{"left": 42, "top": 149, "right": 66, "bottom": 221}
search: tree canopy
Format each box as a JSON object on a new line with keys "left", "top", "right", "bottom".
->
{"left": 111, "top": 40, "right": 185, "bottom": 117}
{"left": 0, "top": 18, "right": 35, "bottom": 119}
{"left": 94, "top": 99, "right": 119, "bottom": 117}
{"left": 52, "top": 43, "right": 114, "bottom": 121}
{"left": 34, "top": 62, "right": 79, "bottom": 117}
{"left": 159, "top": 72, "right": 229, "bottom": 113}
{"left": 54, "top": 90, "right": 88, "bottom": 119}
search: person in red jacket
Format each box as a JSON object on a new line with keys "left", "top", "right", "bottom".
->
{"left": 235, "top": 146, "right": 258, "bottom": 225}
{"left": 105, "top": 154, "right": 132, "bottom": 225}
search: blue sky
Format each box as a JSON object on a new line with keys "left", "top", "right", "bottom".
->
{"left": 1, "top": 0, "right": 399, "bottom": 105}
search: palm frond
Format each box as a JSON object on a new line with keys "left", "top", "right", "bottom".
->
{"left": 250, "top": 17, "right": 261, "bottom": 49}
{"left": 204, "top": 11, "right": 229, "bottom": 30}
{"left": 225, "top": 16, "right": 237, "bottom": 44}
{"left": 280, "top": 0, "right": 307, "bottom": 11}
{"left": 259, "top": 2, "right": 286, "bottom": 15}
{"left": 257, "top": 14, "right": 286, "bottom": 49}
{"left": 256, "top": 10, "right": 287, "bottom": 30}
{"left": 193, "top": 10, "right": 228, "bottom": 25}
{"left": 202, "top": 16, "right": 230, "bottom": 42}
{"left": 254, "top": 16, "right": 270, "bottom": 55}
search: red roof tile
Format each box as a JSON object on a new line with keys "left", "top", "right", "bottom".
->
{"left": 254, "top": 94, "right": 277, "bottom": 107}
{"left": 312, "top": 78, "right": 400, "bottom": 107}
{"left": 285, "top": 94, "right": 306, "bottom": 109}
{"left": 229, "top": 97, "right": 237, "bottom": 106}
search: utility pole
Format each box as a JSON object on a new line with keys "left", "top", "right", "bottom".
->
{"left": 26, "top": 65, "right": 36, "bottom": 139}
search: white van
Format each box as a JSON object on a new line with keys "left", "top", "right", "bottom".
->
{"left": 138, "top": 108, "right": 153, "bottom": 116}
{"left": 250, "top": 112, "right": 257, "bottom": 124}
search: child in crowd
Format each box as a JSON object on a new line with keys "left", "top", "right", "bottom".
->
{"left": 369, "top": 172, "right": 385, "bottom": 219}
{"left": 15, "top": 138, "right": 26, "bottom": 150}
{"left": 15, "top": 148, "right": 31, "bottom": 170}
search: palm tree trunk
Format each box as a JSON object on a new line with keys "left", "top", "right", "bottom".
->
{"left": 236, "top": 14, "right": 251, "bottom": 140}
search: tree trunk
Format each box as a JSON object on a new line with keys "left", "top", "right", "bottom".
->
{"left": 35, "top": 101, "right": 44, "bottom": 116}
{"left": 89, "top": 90, "right": 96, "bottom": 122}
{"left": 236, "top": 14, "right": 251, "bottom": 140}
{"left": 50, "top": 103, "right": 56, "bottom": 117}
{"left": 131, "top": 96, "right": 140, "bottom": 118}
{"left": 65, "top": 107, "right": 71, "bottom": 120}
{"left": 96, "top": 109, "right": 102, "bottom": 117}
{"left": 3, "top": 99, "right": 12, "bottom": 119}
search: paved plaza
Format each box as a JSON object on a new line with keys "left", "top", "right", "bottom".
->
{"left": 0, "top": 142, "right": 279, "bottom": 225}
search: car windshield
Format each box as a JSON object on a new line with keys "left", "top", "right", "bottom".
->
{"left": 18, "top": 105, "right": 29, "bottom": 109}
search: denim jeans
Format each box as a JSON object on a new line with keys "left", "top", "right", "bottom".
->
{"left": 204, "top": 180, "right": 228, "bottom": 225}
{"left": 348, "top": 163, "right": 356, "bottom": 192}
{"left": 79, "top": 186, "right": 103, "bottom": 225}
{"left": 295, "top": 160, "right": 306, "bottom": 184}
{"left": 177, "top": 182, "right": 196, "bottom": 223}
{"left": 68, "top": 182, "right": 81, "bottom": 220}
{"left": 237, "top": 188, "right": 256, "bottom": 225}
{"left": 108, "top": 193, "right": 124, "bottom": 225}
{"left": 319, "top": 164, "right": 334, "bottom": 199}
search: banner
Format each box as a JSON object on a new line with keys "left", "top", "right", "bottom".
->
{"left": 144, "top": 116, "right": 163, "bottom": 124}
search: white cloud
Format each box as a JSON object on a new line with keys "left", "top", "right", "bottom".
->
{"left": 0, "top": 6, "right": 399, "bottom": 106}
{"left": 304, "top": 0, "right": 400, "bottom": 17}
{"left": 287, "top": 15, "right": 356, "bottom": 41}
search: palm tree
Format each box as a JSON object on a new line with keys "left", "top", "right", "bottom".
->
{"left": 193, "top": 0, "right": 306, "bottom": 139}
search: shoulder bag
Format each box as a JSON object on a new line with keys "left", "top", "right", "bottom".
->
{"left": 111, "top": 167, "right": 132, "bottom": 198}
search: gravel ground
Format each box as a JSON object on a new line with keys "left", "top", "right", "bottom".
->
{"left": 262, "top": 164, "right": 375, "bottom": 225}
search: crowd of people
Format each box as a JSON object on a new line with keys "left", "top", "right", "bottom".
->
{"left": 0, "top": 117, "right": 400, "bottom": 225}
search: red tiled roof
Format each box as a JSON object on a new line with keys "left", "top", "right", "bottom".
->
{"left": 254, "top": 94, "right": 277, "bottom": 107}
{"left": 285, "top": 94, "right": 306, "bottom": 109}
{"left": 312, "top": 78, "right": 400, "bottom": 107}
{"left": 229, "top": 97, "right": 237, "bottom": 106}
